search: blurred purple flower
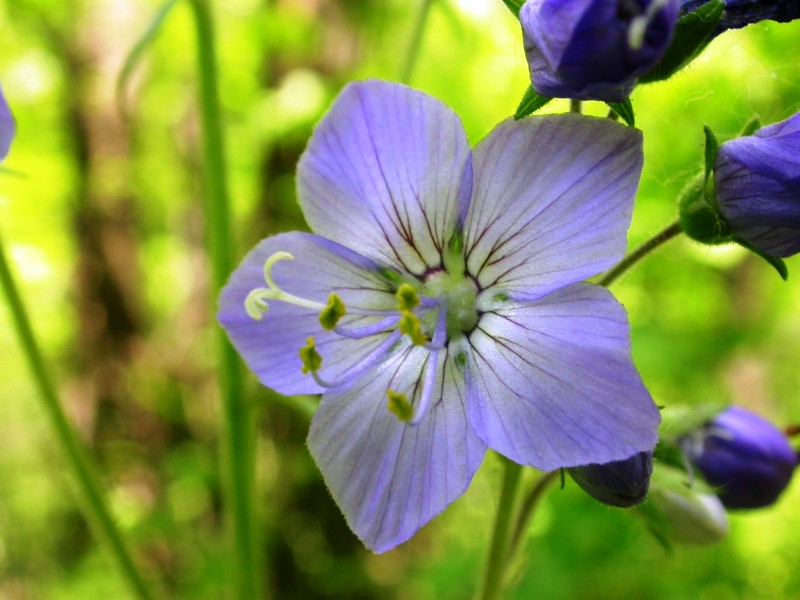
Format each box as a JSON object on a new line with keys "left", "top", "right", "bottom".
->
{"left": 0, "top": 85, "right": 14, "bottom": 160}
{"left": 568, "top": 449, "right": 653, "bottom": 507}
{"left": 715, "top": 112, "right": 800, "bottom": 257}
{"left": 218, "top": 80, "right": 659, "bottom": 552}
{"left": 682, "top": 406, "right": 797, "bottom": 509}
{"left": 520, "top": 0, "right": 679, "bottom": 101}
{"left": 682, "top": 0, "right": 800, "bottom": 33}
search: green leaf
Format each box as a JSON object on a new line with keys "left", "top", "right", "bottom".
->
{"left": 606, "top": 98, "right": 635, "bottom": 126}
{"left": 703, "top": 125, "right": 719, "bottom": 183}
{"left": 513, "top": 86, "right": 553, "bottom": 120}
{"left": 738, "top": 115, "right": 762, "bottom": 137}
{"left": 500, "top": 0, "right": 525, "bottom": 18}
{"left": 115, "top": 0, "right": 182, "bottom": 117}
{"left": 639, "top": 0, "right": 725, "bottom": 84}
{"left": 734, "top": 237, "right": 789, "bottom": 280}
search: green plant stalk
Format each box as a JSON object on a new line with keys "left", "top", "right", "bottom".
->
{"left": 598, "top": 220, "right": 683, "bottom": 287}
{"left": 400, "top": 0, "right": 435, "bottom": 84}
{"left": 0, "top": 235, "right": 158, "bottom": 600}
{"left": 477, "top": 456, "right": 523, "bottom": 600}
{"left": 186, "top": 1, "right": 262, "bottom": 598}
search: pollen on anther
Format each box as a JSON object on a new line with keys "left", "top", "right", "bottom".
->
{"left": 387, "top": 389, "right": 413, "bottom": 422}
{"left": 299, "top": 336, "right": 322, "bottom": 374}
{"left": 319, "top": 293, "right": 346, "bottom": 330}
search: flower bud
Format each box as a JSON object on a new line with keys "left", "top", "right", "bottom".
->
{"left": 714, "top": 112, "right": 800, "bottom": 258}
{"left": 681, "top": 0, "right": 800, "bottom": 34}
{"left": 682, "top": 406, "right": 798, "bottom": 509}
{"left": 0, "top": 86, "right": 13, "bottom": 160}
{"left": 568, "top": 450, "right": 653, "bottom": 508}
{"left": 520, "top": 0, "right": 679, "bottom": 102}
{"left": 649, "top": 488, "right": 729, "bottom": 544}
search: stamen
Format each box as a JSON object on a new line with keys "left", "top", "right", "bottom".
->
{"left": 334, "top": 315, "right": 400, "bottom": 339}
{"left": 399, "top": 310, "right": 428, "bottom": 346}
{"left": 409, "top": 350, "right": 439, "bottom": 426}
{"left": 387, "top": 390, "right": 413, "bottom": 422}
{"left": 244, "top": 252, "right": 327, "bottom": 320}
{"left": 396, "top": 283, "right": 420, "bottom": 311}
{"left": 319, "top": 293, "right": 346, "bottom": 330}
{"left": 302, "top": 330, "right": 403, "bottom": 389}
{"left": 299, "top": 336, "right": 322, "bottom": 374}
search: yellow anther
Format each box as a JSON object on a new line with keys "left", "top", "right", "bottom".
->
{"left": 398, "top": 310, "right": 427, "bottom": 346}
{"left": 387, "top": 390, "right": 413, "bottom": 422}
{"left": 318, "top": 293, "right": 346, "bottom": 331}
{"left": 396, "top": 283, "right": 420, "bottom": 312}
{"left": 299, "top": 336, "right": 322, "bottom": 374}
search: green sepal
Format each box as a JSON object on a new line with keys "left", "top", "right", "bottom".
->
{"left": 500, "top": 0, "right": 525, "bottom": 18}
{"left": 738, "top": 115, "right": 762, "bottom": 137}
{"left": 639, "top": 0, "right": 725, "bottom": 84}
{"left": 606, "top": 98, "right": 635, "bottom": 127}
{"left": 702, "top": 125, "right": 719, "bottom": 184}
{"left": 657, "top": 403, "right": 728, "bottom": 446}
{"left": 678, "top": 174, "right": 731, "bottom": 245}
{"left": 514, "top": 86, "right": 553, "bottom": 121}
{"left": 734, "top": 237, "right": 789, "bottom": 280}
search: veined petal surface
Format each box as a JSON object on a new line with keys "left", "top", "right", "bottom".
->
{"left": 298, "top": 80, "right": 473, "bottom": 276}
{"left": 465, "top": 283, "right": 659, "bottom": 471}
{"left": 218, "top": 232, "right": 398, "bottom": 396}
{"left": 308, "top": 345, "right": 486, "bottom": 553}
{"left": 464, "top": 114, "right": 643, "bottom": 301}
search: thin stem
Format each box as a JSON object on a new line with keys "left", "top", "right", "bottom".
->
{"left": 0, "top": 235, "right": 159, "bottom": 600}
{"left": 598, "top": 220, "right": 683, "bottom": 287}
{"left": 477, "top": 457, "right": 523, "bottom": 600}
{"left": 400, "top": 0, "right": 435, "bottom": 84}
{"left": 570, "top": 99, "right": 582, "bottom": 114}
{"left": 186, "top": 1, "right": 262, "bottom": 598}
{"left": 506, "top": 471, "right": 559, "bottom": 561}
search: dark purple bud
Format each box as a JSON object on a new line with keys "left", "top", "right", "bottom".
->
{"left": 0, "top": 86, "right": 13, "bottom": 160}
{"left": 568, "top": 450, "right": 653, "bottom": 507}
{"left": 714, "top": 112, "right": 800, "bottom": 258}
{"left": 682, "top": 0, "right": 800, "bottom": 33}
{"left": 520, "top": 0, "right": 680, "bottom": 102}
{"left": 683, "top": 406, "right": 798, "bottom": 509}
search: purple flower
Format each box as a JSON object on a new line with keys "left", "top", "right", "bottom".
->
{"left": 218, "top": 80, "right": 660, "bottom": 552}
{"left": 682, "top": 406, "right": 797, "bottom": 509}
{"left": 682, "top": 0, "right": 800, "bottom": 33}
{"left": 0, "top": 85, "right": 14, "bottom": 160}
{"left": 714, "top": 112, "right": 800, "bottom": 258}
{"left": 568, "top": 450, "right": 653, "bottom": 507}
{"left": 520, "top": 0, "right": 679, "bottom": 102}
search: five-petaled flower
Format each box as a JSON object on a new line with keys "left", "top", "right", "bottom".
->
{"left": 218, "top": 80, "right": 660, "bottom": 552}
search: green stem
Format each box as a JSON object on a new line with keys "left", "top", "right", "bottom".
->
{"left": 570, "top": 99, "right": 582, "bottom": 114}
{"left": 186, "top": 1, "right": 262, "bottom": 598}
{"left": 400, "top": 0, "right": 435, "bottom": 84}
{"left": 506, "top": 470, "right": 558, "bottom": 561}
{"left": 477, "top": 457, "right": 523, "bottom": 600}
{"left": 0, "top": 235, "right": 159, "bottom": 600}
{"left": 598, "top": 220, "right": 683, "bottom": 287}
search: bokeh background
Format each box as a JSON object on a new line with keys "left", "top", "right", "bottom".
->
{"left": 2, "top": 0, "right": 800, "bottom": 598}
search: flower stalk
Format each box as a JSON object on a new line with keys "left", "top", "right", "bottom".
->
{"left": 0, "top": 235, "right": 159, "bottom": 600}
{"left": 400, "top": 0, "right": 436, "bottom": 84}
{"left": 477, "top": 457, "right": 523, "bottom": 600}
{"left": 186, "top": 0, "right": 262, "bottom": 597}
{"left": 598, "top": 220, "right": 683, "bottom": 287}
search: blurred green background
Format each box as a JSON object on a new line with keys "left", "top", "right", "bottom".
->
{"left": 2, "top": 0, "right": 800, "bottom": 598}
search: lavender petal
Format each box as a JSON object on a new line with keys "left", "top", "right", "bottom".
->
{"left": 465, "top": 283, "right": 659, "bottom": 471}
{"left": 297, "top": 80, "right": 473, "bottom": 277}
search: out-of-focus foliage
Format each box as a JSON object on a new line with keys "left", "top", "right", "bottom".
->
{"left": 1, "top": 0, "right": 800, "bottom": 598}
